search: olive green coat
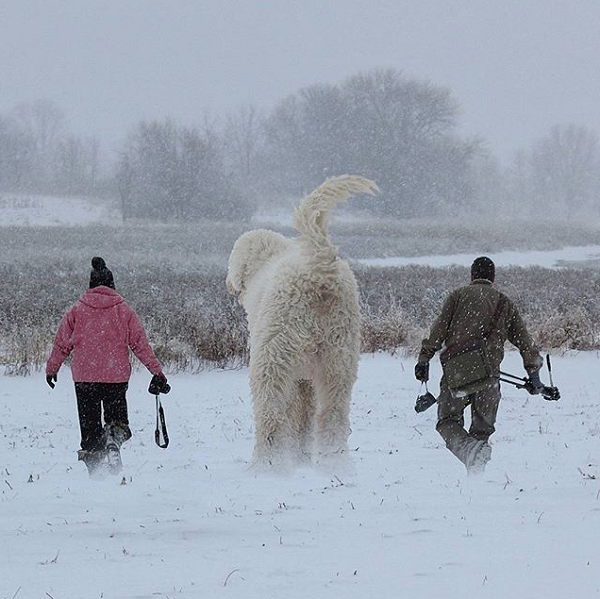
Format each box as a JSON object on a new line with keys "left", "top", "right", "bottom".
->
{"left": 419, "top": 279, "right": 542, "bottom": 376}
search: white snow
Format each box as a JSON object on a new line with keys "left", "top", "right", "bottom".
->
{"left": 0, "top": 194, "right": 114, "bottom": 226}
{"left": 357, "top": 246, "right": 600, "bottom": 269}
{"left": 1, "top": 352, "right": 598, "bottom": 598}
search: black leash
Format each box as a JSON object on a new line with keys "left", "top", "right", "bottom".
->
{"left": 154, "top": 394, "right": 169, "bottom": 448}
{"left": 546, "top": 354, "right": 555, "bottom": 388}
{"left": 148, "top": 374, "right": 171, "bottom": 448}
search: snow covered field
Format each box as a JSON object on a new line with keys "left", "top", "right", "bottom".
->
{"left": 0, "top": 194, "right": 114, "bottom": 226}
{"left": 357, "top": 245, "right": 600, "bottom": 269}
{"left": 1, "top": 352, "right": 599, "bottom": 599}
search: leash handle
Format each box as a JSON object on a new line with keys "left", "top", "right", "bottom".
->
{"left": 154, "top": 394, "right": 169, "bottom": 448}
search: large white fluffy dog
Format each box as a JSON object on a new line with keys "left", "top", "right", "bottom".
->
{"left": 226, "top": 175, "right": 378, "bottom": 470}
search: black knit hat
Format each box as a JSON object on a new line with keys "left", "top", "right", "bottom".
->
{"left": 89, "top": 257, "right": 115, "bottom": 289}
{"left": 471, "top": 256, "right": 495, "bottom": 282}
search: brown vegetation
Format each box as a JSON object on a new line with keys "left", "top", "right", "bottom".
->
{"left": 2, "top": 255, "right": 599, "bottom": 374}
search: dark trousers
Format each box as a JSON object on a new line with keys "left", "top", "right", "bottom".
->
{"left": 75, "top": 382, "right": 131, "bottom": 451}
{"left": 436, "top": 378, "right": 501, "bottom": 465}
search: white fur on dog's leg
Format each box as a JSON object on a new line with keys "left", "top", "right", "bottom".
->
{"left": 249, "top": 343, "right": 302, "bottom": 472}
{"left": 288, "top": 379, "right": 316, "bottom": 466}
{"left": 249, "top": 414, "right": 295, "bottom": 473}
{"left": 250, "top": 413, "right": 310, "bottom": 473}
{"left": 312, "top": 349, "right": 356, "bottom": 455}
{"left": 312, "top": 406, "right": 354, "bottom": 477}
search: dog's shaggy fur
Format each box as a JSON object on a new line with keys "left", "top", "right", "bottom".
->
{"left": 226, "top": 175, "right": 378, "bottom": 470}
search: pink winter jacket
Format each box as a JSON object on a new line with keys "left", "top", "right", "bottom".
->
{"left": 46, "top": 286, "right": 163, "bottom": 383}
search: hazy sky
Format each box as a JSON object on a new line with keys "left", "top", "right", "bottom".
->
{"left": 1, "top": 0, "right": 599, "bottom": 160}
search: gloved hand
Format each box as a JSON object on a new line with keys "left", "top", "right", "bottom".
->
{"left": 46, "top": 374, "right": 57, "bottom": 389}
{"left": 414, "top": 361, "right": 429, "bottom": 382}
{"left": 525, "top": 370, "right": 544, "bottom": 395}
{"left": 148, "top": 373, "right": 170, "bottom": 395}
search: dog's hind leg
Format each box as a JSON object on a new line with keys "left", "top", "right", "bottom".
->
{"left": 312, "top": 347, "right": 358, "bottom": 470}
{"left": 249, "top": 334, "right": 305, "bottom": 470}
{"left": 288, "top": 379, "right": 316, "bottom": 465}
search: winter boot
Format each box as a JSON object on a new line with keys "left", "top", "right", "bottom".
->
{"left": 105, "top": 441, "right": 122, "bottom": 475}
{"left": 77, "top": 449, "right": 108, "bottom": 480}
{"left": 465, "top": 440, "right": 492, "bottom": 475}
{"left": 102, "top": 422, "right": 131, "bottom": 475}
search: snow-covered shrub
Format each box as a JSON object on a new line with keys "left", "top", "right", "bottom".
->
{"left": 3, "top": 223, "right": 600, "bottom": 374}
{"left": 535, "top": 307, "right": 596, "bottom": 350}
{"left": 360, "top": 303, "right": 421, "bottom": 353}
{"left": 3, "top": 319, "right": 48, "bottom": 375}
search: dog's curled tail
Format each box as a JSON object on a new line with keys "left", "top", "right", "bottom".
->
{"left": 293, "top": 175, "right": 378, "bottom": 255}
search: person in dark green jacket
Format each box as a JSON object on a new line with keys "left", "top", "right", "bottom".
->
{"left": 415, "top": 256, "right": 543, "bottom": 473}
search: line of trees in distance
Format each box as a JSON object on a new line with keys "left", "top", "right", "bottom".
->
{"left": 1, "top": 68, "right": 599, "bottom": 220}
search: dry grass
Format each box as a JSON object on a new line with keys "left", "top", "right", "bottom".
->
{"left": 3, "top": 260, "right": 600, "bottom": 375}
{"left": 2, "top": 222, "right": 600, "bottom": 375}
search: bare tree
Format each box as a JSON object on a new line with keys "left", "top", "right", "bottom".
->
{"left": 53, "top": 135, "right": 101, "bottom": 195}
{"left": 261, "top": 68, "right": 477, "bottom": 217}
{"left": 223, "top": 104, "right": 263, "bottom": 182}
{"left": 468, "top": 152, "right": 508, "bottom": 216}
{"left": 529, "top": 124, "right": 600, "bottom": 217}
{"left": 116, "top": 151, "right": 133, "bottom": 222}
{"left": 0, "top": 114, "right": 35, "bottom": 190}
{"left": 116, "top": 118, "right": 248, "bottom": 221}
{"left": 12, "top": 99, "right": 65, "bottom": 185}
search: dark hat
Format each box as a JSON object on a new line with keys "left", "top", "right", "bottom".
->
{"left": 89, "top": 257, "right": 115, "bottom": 289}
{"left": 471, "top": 256, "right": 495, "bottom": 282}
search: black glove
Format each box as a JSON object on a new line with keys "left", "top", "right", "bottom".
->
{"left": 46, "top": 374, "right": 57, "bottom": 389}
{"left": 414, "top": 361, "right": 429, "bottom": 382}
{"left": 542, "top": 386, "right": 561, "bottom": 401}
{"left": 525, "top": 371, "right": 544, "bottom": 395}
{"left": 148, "top": 373, "right": 170, "bottom": 395}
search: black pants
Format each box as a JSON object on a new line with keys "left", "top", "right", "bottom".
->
{"left": 75, "top": 382, "right": 131, "bottom": 451}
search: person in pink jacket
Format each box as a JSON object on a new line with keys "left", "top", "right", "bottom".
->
{"left": 46, "top": 257, "right": 167, "bottom": 477}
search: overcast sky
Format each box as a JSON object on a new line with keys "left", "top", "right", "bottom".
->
{"left": 1, "top": 0, "right": 599, "bottom": 161}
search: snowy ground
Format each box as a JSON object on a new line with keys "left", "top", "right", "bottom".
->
{"left": 0, "top": 194, "right": 114, "bottom": 226}
{"left": 357, "top": 245, "right": 600, "bottom": 269}
{"left": 1, "top": 352, "right": 599, "bottom": 599}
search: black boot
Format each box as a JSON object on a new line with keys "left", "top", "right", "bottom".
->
{"left": 77, "top": 449, "right": 107, "bottom": 479}
{"left": 103, "top": 422, "right": 131, "bottom": 475}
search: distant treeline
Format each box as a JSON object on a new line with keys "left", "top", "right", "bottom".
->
{"left": 1, "top": 68, "right": 599, "bottom": 219}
